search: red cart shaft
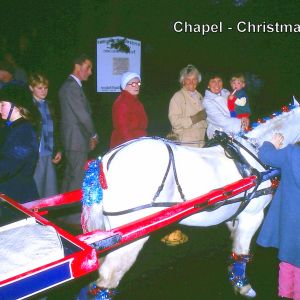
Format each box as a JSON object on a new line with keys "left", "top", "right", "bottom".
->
{"left": 77, "top": 175, "right": 257, "bottom": 253}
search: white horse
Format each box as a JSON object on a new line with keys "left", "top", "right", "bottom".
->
{"left": 82, "top": 101, "right": 300, "bottom": 299}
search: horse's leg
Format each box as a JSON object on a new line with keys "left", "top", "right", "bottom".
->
{"left": 87, "top": 237, "right": 149, "bottom": 299}
{"left": 226, "top": 210, "right": 264, "bottom": 298}
{"left": 226, "top": 218, "right": 238, "bottom": 240}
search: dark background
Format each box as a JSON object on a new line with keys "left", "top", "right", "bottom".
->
{"left": 1, "top": 1, "right": 299, "bottom": 299}
{"left": 1, "top": 0, "right": 299, "bottom": 151}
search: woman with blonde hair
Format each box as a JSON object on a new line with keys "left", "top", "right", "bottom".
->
{"left": 163, "top": 65, "right": 207, "bottom": 245}
{"left": 168, "top": 64, "right": 207, "bottom": 147}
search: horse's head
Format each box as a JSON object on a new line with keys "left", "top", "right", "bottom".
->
{"left": 245, "top": 97, "right": 300, "bottom": 148}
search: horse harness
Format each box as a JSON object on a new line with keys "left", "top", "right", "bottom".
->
{"left": 103, "top": 135, "right": 277, "bottom": 218}
{"left": 104, "top": 137, "right": 186, "bottom": 216}
{"left": 204, "top": 131, "right": 277, "bottom": 221}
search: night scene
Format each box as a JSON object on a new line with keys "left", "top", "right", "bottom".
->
{"left": 0, "top": 1, "right": 300, "bottom": 299}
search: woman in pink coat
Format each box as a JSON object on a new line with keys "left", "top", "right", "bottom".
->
{"left": 110, "top": 72, "right": 148, "bottom": 148}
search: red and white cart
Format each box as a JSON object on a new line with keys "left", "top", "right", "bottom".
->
{"left": 0, "top": 172, "right": 277, "bottom": 299}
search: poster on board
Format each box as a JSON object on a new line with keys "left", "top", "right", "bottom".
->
{"left": 96, "top": 36, "right": 141, "bottom": 92}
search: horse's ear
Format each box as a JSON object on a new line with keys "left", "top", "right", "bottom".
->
{"left": 292, "top": 95, "right": 300, "bottom": 106}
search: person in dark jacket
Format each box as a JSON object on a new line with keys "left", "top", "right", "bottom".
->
{"left": 0, "top": 84, "right": 39, "bottom": 203}
{"left": 257, "top": 133, "right": 300, "bottom": 299}
{"left": 29, "top": 73, "right": 62, "bottom": 198}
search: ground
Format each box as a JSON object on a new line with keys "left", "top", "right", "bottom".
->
{"left": 39, "top": 220, "right": 279, "bottom": 300}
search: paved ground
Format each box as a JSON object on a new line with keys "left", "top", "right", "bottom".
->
{"left": 40, "top": 220, "right": 279, "bottom": 300}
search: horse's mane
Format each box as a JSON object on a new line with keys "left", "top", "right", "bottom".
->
{"left": 245, "top": 103, "right": 300, "bottom": 147}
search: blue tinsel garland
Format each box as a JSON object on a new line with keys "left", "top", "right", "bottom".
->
{"left": 250, "top": 102, "right": 297, "bottom": 130}
{"left": 228, "top": 261, "right": 249, "bottom": 288}
{"left": 228, "top": 253, "right": 252, "bottom": 288}
{"left": 89, "top": 283, "right": 118, "bottom": 300}
{"left": 82, "top": 157, "right": 103, "bottom": 207}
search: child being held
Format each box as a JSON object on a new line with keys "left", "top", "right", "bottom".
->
{"left": 227, "top": 74, "right": 251, "bottom": 119}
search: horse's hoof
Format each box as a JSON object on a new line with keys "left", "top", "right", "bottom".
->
{"left": 234, "top": 284, "right": 256, "bottom": 298}
{"left": 244, "top": 287, "right": 256, "bottom": 298}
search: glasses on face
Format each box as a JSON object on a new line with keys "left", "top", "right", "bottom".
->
{"left": 127, "top": 82, "right": 141, "bottom": 87}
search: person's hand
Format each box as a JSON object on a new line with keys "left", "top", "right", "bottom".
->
{"left": 190, "top": 109, "right": 207, "bottom": 124}
{"left": 89, "top": 137, "right": 98, "bottom": 151}
{"left": 52, "top": 152, "right": 62, "bottom": 164}
{"left": 271, "top": 133, "right": 284, "bottom": 149}
{"left": 241, "top": 117, "right": 250, "bottom": 130}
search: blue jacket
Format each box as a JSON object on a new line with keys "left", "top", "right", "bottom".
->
{"left": 257, "top": 141, "right": 300, "bottom": 267}
{"left": 0, "top": 118, "right": 39, "bottom": 203}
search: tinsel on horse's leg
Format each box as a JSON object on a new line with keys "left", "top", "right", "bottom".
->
{"left": 228, "top": 252, "right": 255, "bottom": 297}
{"left": 78, "top": 239, "right": 149, "bottom": 300}
{"left": 88, "top": 284, "right": 118, "bottom": 300}
{"left": 77, "top": 284, "right": 118, "bottom": 300}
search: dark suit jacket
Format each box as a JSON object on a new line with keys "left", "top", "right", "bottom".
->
{"left": 59, "top": 76, "right": 96, "bottom": 152}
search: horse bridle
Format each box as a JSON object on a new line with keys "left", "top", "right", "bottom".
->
{"left": 207, "top": 131, "right": 276, "bottom": 222}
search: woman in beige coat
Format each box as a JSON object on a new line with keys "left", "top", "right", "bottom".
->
{"left": 168, "top": 64, "right": 207, "bottom": 147}
{"left": 162, "top": 65, "right": 207, "bottom": 246}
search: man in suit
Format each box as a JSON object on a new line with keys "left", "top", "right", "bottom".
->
{"left": 59, "top": 54, "right": 98, "bottom": 192}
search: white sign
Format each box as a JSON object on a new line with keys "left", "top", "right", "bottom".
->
{"left": 96, "top": 36, "right": 141, "bottom": 92}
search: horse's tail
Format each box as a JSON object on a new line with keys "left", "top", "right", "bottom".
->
{"left": 80, "top": 158, "right": 107, "bottom": 233}
{"left": 81, "top": 202, "right": 105, "bottom": 233}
